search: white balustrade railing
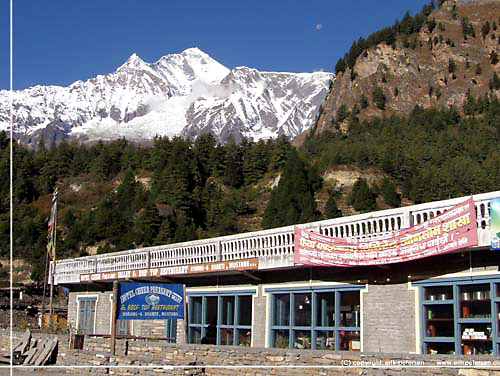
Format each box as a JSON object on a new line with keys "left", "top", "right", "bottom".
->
{"left": 52, "top": 191, "right": 500, "bottom": 284}
{"left": 149, "top": 240, "right": 219, "bottom": 268}
{"left": 96, "top": 251, "right": 149, "bottom": 273}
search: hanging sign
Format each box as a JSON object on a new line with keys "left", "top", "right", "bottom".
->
{"left": 490, "top": 198, "right": 500, "bottom": 250}
{"left": 117, "top": 282, "right": 184, "bottom": 320}
{"left": 294, "top": 198, "right": 478, "bottom": 267}
{"left": 80, "top": 258, "right": 258, "bottom": 283}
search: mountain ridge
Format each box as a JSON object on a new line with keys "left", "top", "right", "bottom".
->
{"left": 0, "top": 48, "right": 332, "bottom": 146}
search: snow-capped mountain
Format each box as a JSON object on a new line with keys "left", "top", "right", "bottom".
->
{"left": 0, "top": 48, "right": 333, "bottom": 145}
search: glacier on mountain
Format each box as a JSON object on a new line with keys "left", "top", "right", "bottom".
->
{"left": 0, "top": 48, "right": 333, "bottom": 145}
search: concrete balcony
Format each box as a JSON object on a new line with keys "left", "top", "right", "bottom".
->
{"left": 52, "top": 191, "right": 500, "bottom": 285}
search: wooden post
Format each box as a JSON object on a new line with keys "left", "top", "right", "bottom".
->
{"left": 182, "top": 284, "right": 187, "bottom": 345}
{"left": 110, "top": 280, "right": 119, "bottom": 356}
{"left": 48, "top": 260, "right": 55, "bottom": 317}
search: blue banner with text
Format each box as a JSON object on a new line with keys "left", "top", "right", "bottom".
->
{"left": 117, "top": 282, "right": 184, "bottom": 320}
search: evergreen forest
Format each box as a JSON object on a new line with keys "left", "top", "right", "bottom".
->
{"left": 4, "top": 94, "right": 500, "bottom": 282}
{"left": 3, "top": 0, "right": 500, "bottom": 282}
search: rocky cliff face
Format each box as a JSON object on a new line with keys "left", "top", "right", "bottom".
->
{"left": 315, "top": 0, "right": 500, "bottom": 134}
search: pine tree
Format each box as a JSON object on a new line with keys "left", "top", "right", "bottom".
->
{"left": 192, "top": 133, "right": 217, "bottom": 187}
{"left": 269, "top": 136, "right": 292, "bottom": 172}
{"left": 349, "top": 178, "right": 377, "bottom": 212}
{"left": 380, "top": 177, "right": 401, "bottom": 208}
{"left": 135, "top": 201, "right": 162, "bottom": 246}
{"left": 372, "top": 86, "right": 386, "bottom": 110}
{"left": 335, "top": 58, "right": 346, "bottom": 74}
{"left": 243, "top": 140, "right": 270, "bottom": 185}
{"left": 262, "top": 149, "right": 321, "bottom": 229}
{"left": 155, "top": 218, "right": 176, "bottom": 245}
{"left": 324, "top": 191, "right": 342, "bottom": 219}
{"left": 490, "top": 50, "right": 499, "bottom": 65}
{"left": 223, "top": 141, "right": 244, "bottom": 188}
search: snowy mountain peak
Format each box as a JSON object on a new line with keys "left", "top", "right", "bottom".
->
{"left": 180, "top": 47, "right": 209, "bottom": 58}
{"left": 0, "top": 48, "right": 333, "bottom": 146}
{"left": 117, "top": 52, "right": 147, "bottom": 71}
{"left": 127, "top": 52, "right": 140, "bottom": 61}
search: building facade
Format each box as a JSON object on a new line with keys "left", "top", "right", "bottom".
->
{"left": 58, "top": 191, "right": 500, "bottom": 355}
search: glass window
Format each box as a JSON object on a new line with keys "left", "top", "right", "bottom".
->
{"left": 420, "top": 278, "right": 500, "bottom": 356}
{"left": 190, "top": 327, "right": 201, "bottom": 344}
{"left": 165, "top": 319, "right": 177, "bottom": 342}
{"left": 222, "top": 296, "right": 235, "bottom": 325}
{"left": 205, "top": 296, "right": 218, "bottom": 328}
{"left": 316, "top": 330, "right": 335, "bottom": 350}
{"left": 293, "top": 329, "right": 311, "bottom": 349}
{"left": 340, "top": 330, "right": 360, "bottom": 351}
{"left": 238, "top": 295, "right": 252, "bottom": 326}
{"left": 273, "top": 294, "right": 290, "bottom": 326}
{"left": 340, "top": 291, "right": 360, "bottom": 327}
{"left": 190, "top": 297, "right": 202, "bottom": 324}
{"left": 273, "top": 329, "right": 290, "bottom": 348}
{"left": 188, "top": 293, "right": 253, "bottom": 346}
{"left": 316, "top": 292, "right": 335, "bottom": 327}
{"left": 459, "top": 284, "right": 490, "bottom": 319}
{"left": 220, "top": 328, "right": 234, "bottom": 345}
{"left": 270, "top": 288, "right": 361, "bottom": 351}
{"left": 294, "top": 293, "right": 311, "bottom": 327}
{"left": 237, "top": 328, "right": 251, "bottom": 347}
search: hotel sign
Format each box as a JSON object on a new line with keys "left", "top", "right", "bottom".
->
{"left": 294, "top": 198, "right": 478, "bottom": 267}
{"left": 80, "top": 258, "right": 258, "bottom": 282}
{"left": 117, "top": 282, "right": 184, "bottom": 320}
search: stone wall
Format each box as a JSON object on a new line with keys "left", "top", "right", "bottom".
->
{"left": 58, "top": 336, "right": 500, "bottom": 375}
{"left": 2, "top": 331, "right": 500, "bottom": 375}
{"left": 131, "top": 319, "right": 166, "bottom": 338}
{"left": 362, "top": 282, "right": 417, "bottom": 353}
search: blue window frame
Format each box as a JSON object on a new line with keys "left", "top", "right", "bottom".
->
{"left": 415, "top": 276, "right": 500, "bottom": 355}
{"left": 187, "top": 291, "right": 253, "bottom": 346}
{"left": 165, "top": 319, "right": 177, "bottom": 342}
{"left": 268, "top": 286, "right": 362, "bottom": 351}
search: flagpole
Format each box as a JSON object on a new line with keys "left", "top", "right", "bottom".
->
{"left": 48, "top": 187, "right": 58, "bottom": 323}
{"left": 48, "top": 205, "right": 56, "bottom": 319}
{"left": 41, "top": 242, "right": 50, "bottom": 327}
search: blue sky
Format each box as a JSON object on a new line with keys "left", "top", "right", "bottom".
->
{"left": 1, "top": 0, "right": 430, "bottom": 90}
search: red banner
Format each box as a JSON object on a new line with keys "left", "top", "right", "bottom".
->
{"left": 294, "top": 198, "right": 478, "bottom": 267}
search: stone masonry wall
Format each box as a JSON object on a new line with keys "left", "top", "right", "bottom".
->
{"left": 2, "top": 331, "right": 500, "bottom": 375}
{"left": 131, "top": 319, "right": 166, "bottom": 338}
{"left": 363, "top": 282, "right": 417, "bottom": 353}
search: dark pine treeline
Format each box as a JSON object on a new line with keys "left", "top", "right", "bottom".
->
{"left": 3, "top": 133, "right": 297, "bottom": 280}
{"left": 303, "top": 103, "right": 500, "bottom": 206}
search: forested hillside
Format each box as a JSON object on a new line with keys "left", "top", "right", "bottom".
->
{"left": 305, "top": 103, "right": 500, "bottom": 204}
{"left": 4, "top": 0, "right": 500, "bottom": 284}
{"left": 5, "top": 134, "right": 315, "bottom": 280}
